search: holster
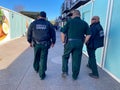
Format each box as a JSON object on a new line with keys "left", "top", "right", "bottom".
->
{"left": 33, "top": 40, "right": 51, "bottom": 48}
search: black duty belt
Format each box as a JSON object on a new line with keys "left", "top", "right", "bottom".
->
{"left": 35, "top": 40, "right": 48, "bottom": 44}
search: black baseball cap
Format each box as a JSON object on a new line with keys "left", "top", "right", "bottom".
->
{"left": 40, "top": 11, "right": 46, "bottom": 18}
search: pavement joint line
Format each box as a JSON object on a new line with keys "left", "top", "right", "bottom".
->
{"left": 16, "top": 62, "right": 32, "bottom": 90}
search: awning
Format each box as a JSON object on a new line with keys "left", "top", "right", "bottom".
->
{"left": 20, "top": 11, "right": 40, "bottom": 19}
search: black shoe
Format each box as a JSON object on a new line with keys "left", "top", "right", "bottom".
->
{"left": 89, "top": 73, "right": 99, "bottom": 79}
{"left": 61, "top": 72, "right": 68, "bottom": 78}
{"left": 40, "top": 73, "right": 46, "bottom": 80}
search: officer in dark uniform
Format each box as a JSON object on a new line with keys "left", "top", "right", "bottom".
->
{"left": 27, "top": 11, "right": 56, "bottom": 80}
{"left": 61, "top": 10, "right": 91, "bottom": 80}
{"left": 86, "top": 16, "right": 104, "bottom": 79}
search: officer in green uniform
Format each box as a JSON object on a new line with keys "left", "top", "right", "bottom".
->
{"left": 27, "top": 11, "right": 56, "bottom": 80}
{"left": 61, "top": 10, "right": 91, "bottom": 80}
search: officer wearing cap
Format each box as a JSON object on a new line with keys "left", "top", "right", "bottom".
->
{"left": 27, "top": 11, "right": 56, "bottom": 80}
{"left": 61, "top": 10, "right": 91, "bottom": 80}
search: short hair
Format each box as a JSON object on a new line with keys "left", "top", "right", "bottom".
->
{"left": 72, "top": 10, "right": 81, "bottom": 16}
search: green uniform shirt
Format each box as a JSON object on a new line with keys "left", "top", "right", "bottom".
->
{"left": 61, "top": 17, "right": 90, "bottom": 40}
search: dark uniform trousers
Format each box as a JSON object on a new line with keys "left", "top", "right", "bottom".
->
{"left": 87, "top": 47, "right": 99, "bottom": 76}
{"left": 33, "top": 43, "right": 49, "bottom": 78}
{"left": 62, "top": 40, "right": 84, "bottom": 78}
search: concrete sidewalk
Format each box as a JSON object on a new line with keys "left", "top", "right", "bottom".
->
{"left": 0, "top": 31, "right": 120, "bottom": 90}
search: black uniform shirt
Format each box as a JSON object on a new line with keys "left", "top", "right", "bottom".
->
{"left": 27, "top": 18, "right": 56, "bottom": 44}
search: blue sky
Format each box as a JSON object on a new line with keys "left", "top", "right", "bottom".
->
{"left": 0, "top": 0, "right": 64, "bottom": 20}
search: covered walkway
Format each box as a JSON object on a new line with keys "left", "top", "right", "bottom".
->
{"left": 0, "top": 31, "right": 120, "bottom": 90}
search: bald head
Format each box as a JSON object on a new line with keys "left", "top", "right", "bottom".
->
{"left": 91, "top": 16, "right": 100, "bottom": 24}
{"left": 92, "top": 16, "right": 100, "bottom": 22}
